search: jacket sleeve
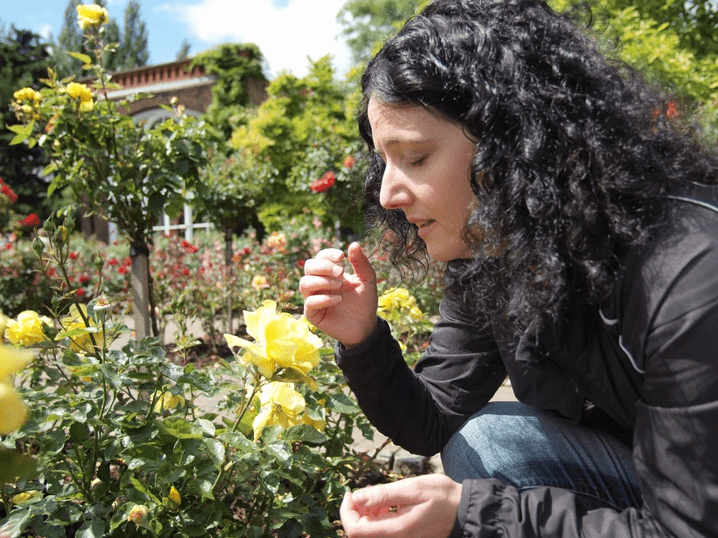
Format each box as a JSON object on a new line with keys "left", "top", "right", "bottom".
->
{"left": 335, "top": 296, "right": 506, "bottom": 456}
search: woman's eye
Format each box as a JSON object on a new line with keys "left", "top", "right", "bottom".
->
{"left": 409, "top": 156, "right": 426, "bottom": 166}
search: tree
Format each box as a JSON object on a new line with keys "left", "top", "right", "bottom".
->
{"left": 53, "top": 0, "right": 149, "bottom": 77}
{"left": 337, "top": 0, "right": 426, "bottom": 65}
{"left": 119, "top": 1, "right": 149, "bottom": 69}
{"left": 230, "top": 56, "right": 364, "bottom": 233}
{"left": 595, "top": 0, "right": 718, "bottom": 59}
{"left": 10, "top": 12, "right": 211, "bottom": 339}
{"left": 550, "top": 0, "right": 718, "bottom": 142}
{"left": 53, "top": 0, "right": 84, "bottom": 78}
{"left": 190, "top": 43, "right": 266, "bottom": 141}
{"left": 176, "top": 38, "right": 192, "bottom": 61}
{"left": 0, "top": 26, "right": 55, "bottom": 225}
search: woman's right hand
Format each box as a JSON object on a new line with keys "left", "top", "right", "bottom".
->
{"left": 299, "top": 242, "right": 378, "bottom": 347}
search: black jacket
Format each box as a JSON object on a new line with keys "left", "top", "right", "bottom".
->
{"left": 336, "top": 190, "right": 718, "bottom": 537}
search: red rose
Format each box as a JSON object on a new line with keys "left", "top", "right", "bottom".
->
{"left": 666, "top": 102, "right": 678, "bottom": 119}
{"left": 1, "top": 183, "right": 18, "bottom": 204}
{"left": 69, "top": 251, "right": 78, "bottom": 260}
{"left": 20, "top": 213, "right": 41, "bottom": 227}
{"left": 310, "top": 171, "right": 336, "bottom": 193}
{"left": 343, "top": 155, "right": 356, "bottom": 169}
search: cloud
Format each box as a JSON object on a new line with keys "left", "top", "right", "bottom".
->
{"left": 38, "top": 23, "right": 53, "bottom": 40}
{"left": 158, "top": 0, "right": 350, "bottom": 78}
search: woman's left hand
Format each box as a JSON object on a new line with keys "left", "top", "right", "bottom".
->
{"left": 340, "top": 474, "right": 462, "bottom": 538}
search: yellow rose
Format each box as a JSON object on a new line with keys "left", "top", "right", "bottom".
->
{"left": 76, "top": 4, "right": 109, "bottom": 30}
{"left": 252, "top": 381, "right": 306, "bottom": 440}
{"left": 224, "top": 300, "right": 322, "bottom": 379}
{"left": 0, "top": 345, "right": 34, "bottom": 435}
{"left": 0, "top": 312, "right": 10, "bottom": 339}
{"left": 250, "top": 275, "right": 269, "bottom": 290}
{"left": 5, "top": 310, "right": 51, "bottom": 347}
{"left": 66, "top": 82, "right": 94, "bottom": 112}
{"left": 166, "top": 485, "right": 181, "bottom": 508}
{"left": 377, "top": 287, "right": 425, "bottom": 320}
{"left": 152, "top": 391, "right": 185, "bottom": 413}
{"left": 57, "top": 304, "right": 103, "bottom": 354}
{"left": 13, "top": 88, "right": 42, "bottom": 105}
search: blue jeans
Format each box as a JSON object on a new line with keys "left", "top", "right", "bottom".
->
{"left": 441, "top": 402, "right": 642, "bottom": 511}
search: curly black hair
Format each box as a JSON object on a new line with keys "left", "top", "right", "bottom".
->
{"left": 358, "top": 0, "right": 718, "bottom": 336}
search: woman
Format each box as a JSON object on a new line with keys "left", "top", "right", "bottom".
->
{"left": 300, "top": 0, "right": 718, "bottom": 536}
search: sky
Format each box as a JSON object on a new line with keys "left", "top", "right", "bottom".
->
{"left": 0, "top": 0, "right": 353, "bottom": 79}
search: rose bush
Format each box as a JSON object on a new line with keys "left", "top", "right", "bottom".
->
{"left": 0, "top": 216, "right": 383, "bottom": 538}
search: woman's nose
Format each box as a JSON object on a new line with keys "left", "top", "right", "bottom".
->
{"left": 379, "top": 163, "right": 413, "bottom": 210}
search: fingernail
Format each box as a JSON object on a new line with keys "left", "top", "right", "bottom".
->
{"left": 331, "top": 279, "right": 342, "bottom": 288}
{"left": 332, "top": 266, "right": 343, "bottom": 276}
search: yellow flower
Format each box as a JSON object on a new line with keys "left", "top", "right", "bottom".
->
{"left": 377, "top": 287, "right": 425, "bottom": 321}
{"left": 167, "top": 485, "right": 181, "bottom": 508}
{"left": 13, "top": 87, "right": 42, "bottom": 105}
{"left": 153, "top": 391, "right": 185, "bottom": 413}
{"left": 0, "top": 312, "right": 10, "bottom": 339}
{"left": 302, "top": 412, "right": 326, "bottom": 432}
{"left": 57, "top": 304, "right": 103, "bottom": 353}
{"left": 0, "top": 345, "right": 34, "bottom": 435}
{"left": 127, "top": 504, "right": 151, "bottom": 530}
{"left": 76, "top": 3, "right": 109, "bottom": 30}
{"left": 66, "top": 82, "right": 94, "bottom": 112}
{"left": 265, "top": 232, "right": 287, "bottom": 251}
{"left": 224, "top": 300, "right": 322, "bottom": 379}
{"left": 252, "top": 382, "right": 305, "bottom": 440}
{"left": 251, "top": 275, "right": 269, "bottom": 290}
{"left": 5, "top": 310, "right": 51, "bottom": 347}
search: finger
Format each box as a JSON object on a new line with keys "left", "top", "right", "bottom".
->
{"left": 347, "top": 243, "right": 375, "bottom": 284}
{"left": 303, "top": 258, "right": 345, "bottom": 279}
{"left": 349, "top": 478, "right": 427, "bottom": 511}
{"left": 315, "top": 248, "right": 345, "bottom": 262}
{"left": 298, "top": 275, "right": 343, "bottom": 297}
{"left": 303, "top": 293, "right": 342, "bottom": 312}
{"left": 340, "top": 490, "right": 360, "bottom": 528}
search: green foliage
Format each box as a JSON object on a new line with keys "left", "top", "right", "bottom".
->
{"left": 0, "top": 219, "right": 380, "bottom": 538}
{"left": 9, "top": 27, "right": 211, "bottom": 248}
{"left": 0, "top": 27, "right": 55, "bottom": 221}
{"left": 337, "top": 0, "right": 427, "bottom": 65}
{"left": 550, "top": 0, "right": 718, "bottom": 142}
{"left": 231, "top": 56, "right": 365, "bottom": 233}
{"left": 190, "top": 43, "right": 267, "bottom": 141}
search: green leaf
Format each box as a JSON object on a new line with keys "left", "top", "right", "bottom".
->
{"left": 68, "top": 51, "right": 93, "bottom": 65}
{"left": 7, "top": 121, "right": 34, "bottom": 145}
{"left": 69, "top": 421, "right": 90, "bottom": 442}
{"left": 158, "top": 417, "right": 202, "bottom": 439}
{"left": 130, "top": 477, "right": 162, "bottom": 504}
{"left": 77, "top": 519, "right": 105, "bottom": 538}
{"left": 203, "top": 438, "right": 225, "bottom": 466}
{"left": 196, "top": 418, "right": 216, "bottom": 437}
{"left": 265, "top": 441, "right": 293, "bottom": 465}
{"left": 0, "top": 449, "right": 38, "bottom": 484}
{"left": 0, "top": 509, "right": 31, "bottom": 538}
{"left": 219, "top": 431, "right": 255, "bottom": 452}
{"left": 326, "top": 392, "right": 361, "bottom": 414}
{"left": 282, "top": 424, "right": 329, "bottom": 444}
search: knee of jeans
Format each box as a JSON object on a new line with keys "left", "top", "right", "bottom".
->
{"left": 441, "top": 402, "right": 538, "bottom": 483}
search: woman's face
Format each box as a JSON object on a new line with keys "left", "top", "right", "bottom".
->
{"left": 368, "top": 97, "right": 476, "bottom": 262}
